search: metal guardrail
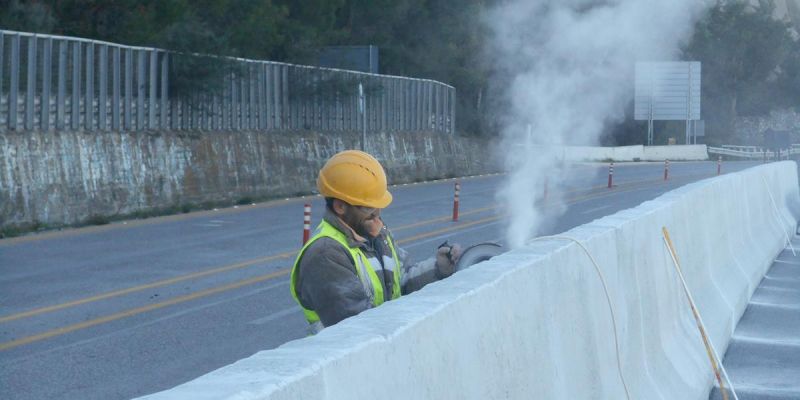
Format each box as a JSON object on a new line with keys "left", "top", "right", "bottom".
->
{"left": 0, "top": 29, "right": 456, "bottom": 133}
{"left": 708, "top": 145, "right": 800, "bottom": 159}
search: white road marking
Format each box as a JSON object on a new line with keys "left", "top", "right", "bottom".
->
{"left": 248, "top": 307, "right": 301, "bottom": 325}
{"left": 580, "top": 205, "right": 611, "bottom": 215}
{"left": 194, "top": 223, "right": 223, "bottom": 228}
{"left": 10, "top": 278, "right": 290, "bottom": 362}
{"left": 773, "top": 259, "right": 800, "bottom": 266}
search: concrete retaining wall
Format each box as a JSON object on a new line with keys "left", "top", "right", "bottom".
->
{"left": 0, "top": 130, "right": 498, "bottom": 230}
{"left": 140, "top": 162, "right": 799, "bottom": 400}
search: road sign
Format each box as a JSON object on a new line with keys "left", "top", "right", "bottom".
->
{"left": 634, "top": 61, "right": 701, "bottom": 144}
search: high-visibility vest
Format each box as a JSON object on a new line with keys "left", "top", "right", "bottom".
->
{"left": 291, "top": 220, "right": 402, "bottom": 327}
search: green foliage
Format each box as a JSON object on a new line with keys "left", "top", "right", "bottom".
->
{"left": 776, "top": 39, "right": 800, "bottom": 108}
{"left": 337, "top": 0, "right": 492, "bottom": 135}
{"left": 0, "top": 220, "right": 45, "bottom": 238}
{"left": 683, "top": 0, "right": 797, "bottom": 144}
{"left": 0, "top": 0, "right": 56, "bottom": 32}
{"left": 0, "top": 0, "right": 492, "bottom": 135}
{"left": 3, "top": 0, "right": 796, "bottom": 140}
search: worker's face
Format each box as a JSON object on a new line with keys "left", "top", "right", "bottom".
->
{"left": 336, "top": 200, "right": 382, "bottom": 238}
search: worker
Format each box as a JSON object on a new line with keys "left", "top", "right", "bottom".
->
{"left": 291, "top": 150, "right": 462, "bottom": 333}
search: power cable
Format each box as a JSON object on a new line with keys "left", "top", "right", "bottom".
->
{"left": 661, "top": 227, "right": 739, "bottom": 400}
{"left": 527, "top": 235, "right": 632, "bottom": 400}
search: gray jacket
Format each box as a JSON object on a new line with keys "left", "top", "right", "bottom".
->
{"left": 293, "top": 210, "right": 440, "bottom": 329}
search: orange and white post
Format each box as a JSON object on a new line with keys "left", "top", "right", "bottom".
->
{"left": 302, "top": 204, "right": 311, "bottom": 245}
{"left": 607, "top": 162, "right": 614, "bottom": 188}
{"left": 452, "top": 181, "right": 460, "bottom": 222}
{"left": 717, "top": 156, "right": 722, "bottom": 175}
{"left": 664, "top": 160, "right": 670, "bottom": 181}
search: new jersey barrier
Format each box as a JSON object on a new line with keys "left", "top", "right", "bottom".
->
{"left": 140, "top": 162, "right": 799, "bottom": 400}
{"left": 527, "top": 144, "right": 709, "bottom": 162}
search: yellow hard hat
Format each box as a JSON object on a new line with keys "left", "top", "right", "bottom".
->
{"left": 317, "top": 150, "right": 393, "bottom": 208}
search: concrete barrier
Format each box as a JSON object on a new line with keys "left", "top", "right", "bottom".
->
{"left": 611, "top": 145, "right": 645, "bottom": 161}
{"left": 542, "top": 144, "right": 709, "bottom": 162}
{"left": 140, "top": 162, "right": 798, "bottom": 400}
{"left": 642, "top": 145, "right": 709, "bottom": 161}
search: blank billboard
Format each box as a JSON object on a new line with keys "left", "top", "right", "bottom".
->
{"left": 634, "top": 61, "right": 700, "bottom": 121}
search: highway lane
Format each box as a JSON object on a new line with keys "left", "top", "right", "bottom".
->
{"left": 0, "top": 160, "right": 761, "bottom": 400}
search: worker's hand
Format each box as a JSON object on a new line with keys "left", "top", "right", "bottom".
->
{"left": 435, "top": 242, "right": 462, "bottom": 279}
{"left": 363, "top": 217, "right": 384, "bottom": 238}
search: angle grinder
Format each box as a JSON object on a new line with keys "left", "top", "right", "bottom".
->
{"left": 454, "top": 242, "right": 504, "bottom": 271}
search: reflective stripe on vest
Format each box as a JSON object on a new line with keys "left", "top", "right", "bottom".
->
{"left": 290, "top": 220, "right": 402, "bottom": 326}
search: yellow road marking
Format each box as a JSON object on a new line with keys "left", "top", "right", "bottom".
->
{"left": 0, "top": 251, "right": 296, "bottom": 323}
{"left": 0, "top": 173, "right": 695, "bottom": 351}
{"left": 0, "top": 207, "right": 498, "bottom": 324}
{"left": 0, "top": 269, "right": 291, "bottom": 351}
{"left": 0, "top": 171, "right": 701, "bottom": 325}
{"left": 0, "top": 213, "right": 504, "bottom": 351}
{"left": 0, "top": 172, "right": 695, "bottom": 325}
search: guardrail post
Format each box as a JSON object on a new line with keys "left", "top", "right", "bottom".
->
{"left": 57, "top": 40, "right": 66, "bottom": 130}
{"left": 71, "top": 41, "right": 81, "bottom": 130}
{"left": 85, "top": 42, "right": 94, "bottom": 130}
{"left": 9, "top": 34, "right": 20, "bottom": 130}
{"left": 124, "top": 48, "right": 132, "bottom": 130}
{"left": 42, "top": 37, "right": 52, "bottom": 131}
{"left": 26, "top": 35, "right": 37, "bottom": 130}
{"left": 99, "top": 44, "right": 108, "bottom": 130}
{"left": 136, "top": 49, "right": 145, "bottom": 130}
{"left": 257, "top": 63, "right": 266, "bottom": 130}
{"left": 112, "top": 47, "right": 120, "bottom": 130}
{"left": 149, "top": 49, "right": 157, "bottom": 129}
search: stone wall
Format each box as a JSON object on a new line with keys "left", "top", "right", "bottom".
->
{"left": 0, "top": 130, "right": 498, "bottom": 229}
{"left": 735, "top": 108, "right": 800, "bottom": 143}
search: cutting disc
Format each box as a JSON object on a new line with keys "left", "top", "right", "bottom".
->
{"left": 455, "top": 242, "right": 504, "bottom": 271}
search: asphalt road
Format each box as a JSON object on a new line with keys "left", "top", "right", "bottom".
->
{"left": 0, "top": 160, "right": 761, "bottom": 400}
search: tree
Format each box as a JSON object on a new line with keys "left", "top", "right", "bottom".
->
{"left": 776, "top": 39, "right": 800, "bottom": 109}
{"left": 683, "top": 0, "right": 795, "bottom": 144}
{"left": 0, "top": 0, "right": 56, "bottom": 33}
{"left": 337, "top": 0, "right": 492, "bottom": 135}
